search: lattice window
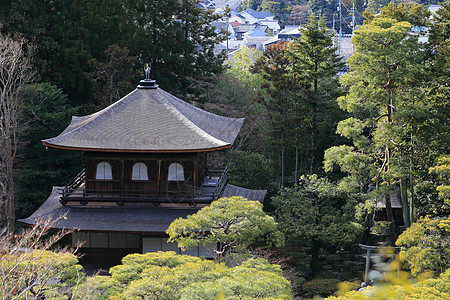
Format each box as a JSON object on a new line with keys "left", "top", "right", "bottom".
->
{"left": 95, "top": 162, "right": 113, "bottom": 180}
{"left": 168, "top": 163, "right": 185, "bottom": 181}
{"left": 132, "top": 162, "right": 149, "bottom": 180}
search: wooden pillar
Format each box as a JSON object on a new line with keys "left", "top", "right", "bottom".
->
{"left": 157, "top": 160, "right": 161, "bottom": 191}
{"left": 194, "top": 159, "right": 198, "bottom": 188}
{"left": 120, "top": 158, "right": 124, "bottom": 191}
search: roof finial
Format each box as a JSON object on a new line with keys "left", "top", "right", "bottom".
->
{"left": 138, "top": 62, "right": 158, "bottom": 89}
{"left": 144, "top": 63, "right": 151, "bottom": 80}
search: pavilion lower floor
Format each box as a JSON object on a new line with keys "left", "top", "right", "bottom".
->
{"left": 72, "top": 231, "right": 216, "bottom": 268}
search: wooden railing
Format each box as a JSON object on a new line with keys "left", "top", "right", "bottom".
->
{"left": 58, "top": 188, "right": 208, "bottom": 206}
{"left": 59, "top": 167, "right": 230, "bottom": 206}
{"left": 67, "top": 168, "right": 86, "bottom": 191}
{"left": 213, "top": 166, "right": 228, "bottom": 200}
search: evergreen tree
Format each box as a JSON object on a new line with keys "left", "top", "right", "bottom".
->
{"left": 252, "top": 14, "right": 343, "bottom": 187}
{"left": 0, "top": 0, "right": 226, "bottom": 105}
{"left": 273, "top": 175, "right": 363, "bottom": 271}
{"left": 86, "top": 45, "right": 140, "bottom": 110}
{"left": 126, "top": 0, "right": 226, "bottom": 97}
{"left": 288, "top": 13, "right": 344, "bottom": 176}
{"left": 325, "top": 17, "right": 419, "bottom": 243}
{"left": 252, "top": 41, "right": 299, "bottom": 187}
{"left": 16, "top": 84, "right": 81, "bottom": 219}
{"left": 324, "top": 9, "right": 449, "bottom": 244}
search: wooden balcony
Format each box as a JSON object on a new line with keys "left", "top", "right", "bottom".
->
{"left": 59, "top": 168, "right": 229, "bottom": 206}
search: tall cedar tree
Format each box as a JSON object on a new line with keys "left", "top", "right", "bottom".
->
{"left": 251, "top": 41, "right": 303, "bottom": 187}
{"left": 252, "top": 14, "right": 343, "bottom": 187}
{"left": 288, "top": 13, "right": 344, "bottom": 176}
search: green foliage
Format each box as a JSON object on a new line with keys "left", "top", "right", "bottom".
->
{"left": 167, "top": 196, "right": 284, "bottom": 259}
{"left": 324, "top": 145, "right": 376, "bottom": 192}
{"left": 0, "top": 249, "right": 81, "bottom": 299}
{"left": 1, "top": 0, "right": 226, "bottom": 104}
{"left": 428, "top": 1, "right": 450, "bottom": 70}
{"left": 365, "top": 0, "right": 391, "bottom": 15}
{"left": 191, "top": 47, "right": 266, "bottom": 151}
{"left": 365, "top": 2, "right": 431, "bottom": 27}
{"left": 287, "top": 13, "right": 344, "bottom": 175}
{"left": 227, "top": 47, "right": 263, "bottom": 87}
{"left": 325, "top": 10, "right": 450, "bottom": 232}
{"left": 252, "top": 14, "right": 344, "bottom": 184}
{"left": 303, "top": 278, "right": 341, "bottom": 298}
{"left": 75, "top": 251, "right": 292, "bottom": 300}
{"left": 308, "top": 0, "right": 338, "bottom": 17}
{"left": 429, "top": 155, "right": 450, "bottom": 203}
{"left": 260, "top": 1, "right": 282, "bottom": 15}
{"left": 396, "top": 216, "right": 450, "bottom": 276}
{"left": 274, "top": 175, "right": 363, "bottom": 246}
{"left": 16, "top": 83, "right": 82, "bottom": 219}
{"left": 273, "top": 175, "right": 363, "bottom": 270}
{"left": 86, "top": 44, "right": 139, "bottom": 110}
{"left": 228, "top": 150, "right": 275, "bottom": 191}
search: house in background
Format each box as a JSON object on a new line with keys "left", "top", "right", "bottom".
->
{"left": 278, "top": 25, "right": 302, "bottom": 42}
{"left": 211, "top": 21, "right": 236, "bottom": 40}
{"left": 258, "top": 19, "right": 281, "bottom": 35}
{"left": 211, "top": 6, "right": 281, "bottom": 53}
{"left": 19, "top": 75, "right": 266, "bottom": 268}
{"left": 240, "top": 9, "right": 275, "bottom": 24}
{"left": 201, "top": 0, "right": 243, "bottom": 11}
{"left": 229, "top": 11, "right": 247, "bottom": 24}
{"left": 235, "top": 24, "right": 270, "bottom": 40}
{"left": 244, "top": 35, "right": 280, "bottom": 52}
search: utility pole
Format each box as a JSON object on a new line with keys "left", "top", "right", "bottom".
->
{"left": 226, "top": 13, "right": 229, "bottom": 51}
{"left": 352, "top": 2, "right": 355, "bottom": 36}
{"left": 339, "top": 0, "right": 342, "bottom": 37}
{"left": 337, "top": 0, "right": 342, "bottom": 55}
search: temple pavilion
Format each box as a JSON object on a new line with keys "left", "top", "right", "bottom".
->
{"left": 19, "top": 77, "right": 266, "bottom": 267}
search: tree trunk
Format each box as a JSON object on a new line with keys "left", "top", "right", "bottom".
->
{"left": 295, "top": 141, "right": 299, "bottom": 190}
{"left": 281, "top": 130, "right": 285, "bottom": 188}
{"left": 409, "top": 133, "right": 415, "bottom": 223}
{"left": 400, "top": 178, "right": 411, "bottom": 228}
{"left": 385, "top": 191, "right": 397, "bottom": 245}
{"left": 399, "top": 151, "right": 411, "bottom": 228}
{"left": 384, "top": 76, "right": 396, "bottom": 244}
{"left": 5, "top": 142, "right": 15, "bottom": 234}
{"left": 310, "top": 239, "right": 321, "bottom": 272}
{"left": 0, "top": 35, "right": 31, "bottom": 233}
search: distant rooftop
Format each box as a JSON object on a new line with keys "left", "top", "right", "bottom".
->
{"left": 242, "top": 9, "right": 273, "bottom": 19}
{"left": 279, "top": 25, "right": 302, "bottom": 35}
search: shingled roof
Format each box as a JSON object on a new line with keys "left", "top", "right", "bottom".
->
{"left": 18, "top": 187, "right": 201, "bottom": 233}
{"left": 221, "top": 184, "right": 267, "bottom": 202}
{"left": 18, "top": 185, "right": 267, "bottom": 232}
{"left": 42, "top": 87, "right": 244, "bottom": 152}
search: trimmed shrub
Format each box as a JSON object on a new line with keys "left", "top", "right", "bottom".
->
{"left": 303, "top": 278, "right": 341, "bottom": 297}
